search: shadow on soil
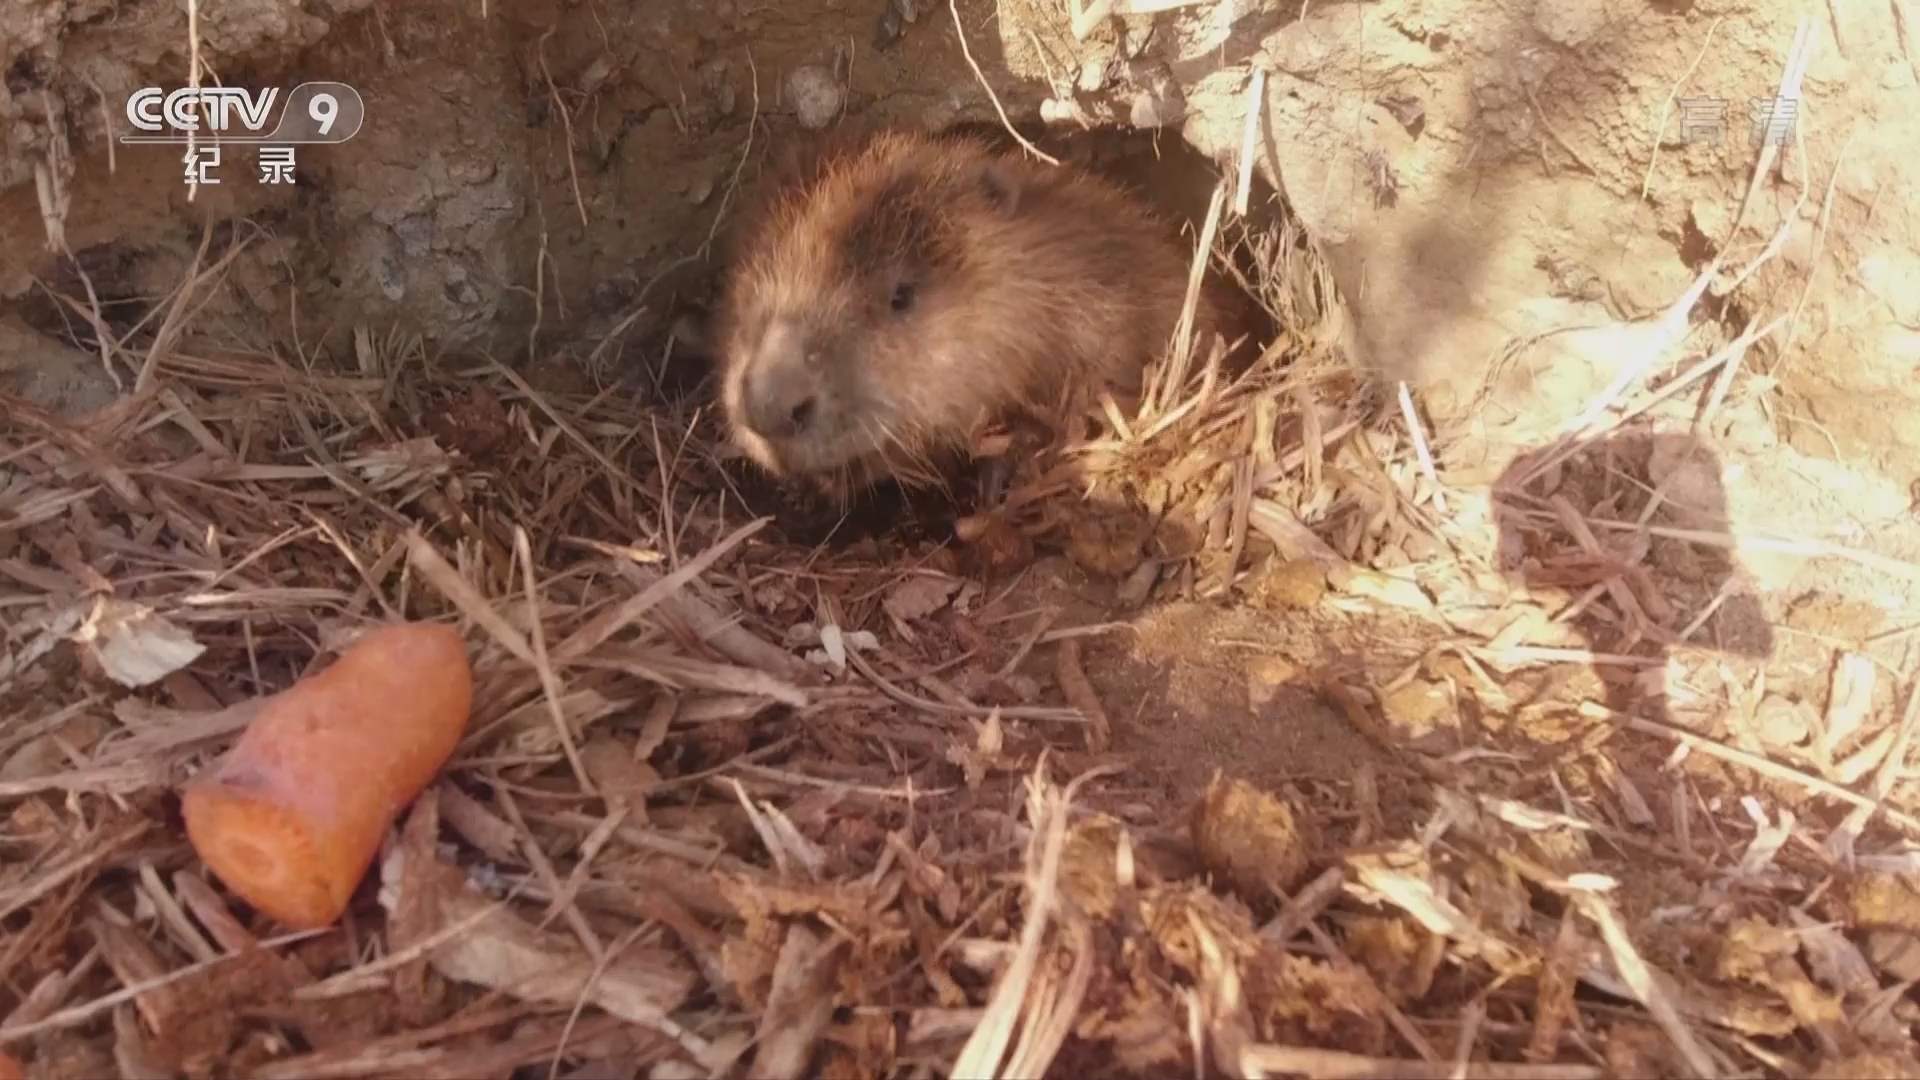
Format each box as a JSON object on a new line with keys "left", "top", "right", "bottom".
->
{"left": 1492, "top": 428, "right": 1774, "bottom": 737}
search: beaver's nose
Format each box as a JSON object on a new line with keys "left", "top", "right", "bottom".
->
{"left": 744, "top": 319, "right": 821, "bottom": 439}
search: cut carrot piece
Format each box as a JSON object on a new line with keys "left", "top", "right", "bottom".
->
{"left": 0, "top": 1050, "right": 22, "bottom": 1080}
{"left": 182, "top": 621, "right": 473, "bottom": 930}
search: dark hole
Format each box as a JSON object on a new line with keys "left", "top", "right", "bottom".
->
{"left": 1677, "top": 212, "right": 1715, "bottom": 270}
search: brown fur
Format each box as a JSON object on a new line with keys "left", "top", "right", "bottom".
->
{"left": 709, "top": 125, "right": 1220, "bottom": 501}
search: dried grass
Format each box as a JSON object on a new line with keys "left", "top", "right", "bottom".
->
{"left": 7, "top": 81, "right": 1920, "bottom": 1080}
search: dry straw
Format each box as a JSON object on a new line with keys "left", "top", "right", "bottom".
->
{"left": 5, "top": 13, "right": 1920, "bottom": 1080}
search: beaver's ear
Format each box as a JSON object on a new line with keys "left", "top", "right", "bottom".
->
{"left": 976, "top": 159, "right": 1025, "bottom": 217}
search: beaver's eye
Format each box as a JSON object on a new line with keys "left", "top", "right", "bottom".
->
{"left": 890, "top": 282, "right": 916, "bottom": 313}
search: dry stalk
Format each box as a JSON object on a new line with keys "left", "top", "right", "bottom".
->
{"left": 952, "top": 0, "right": 1060, "bottom": 166}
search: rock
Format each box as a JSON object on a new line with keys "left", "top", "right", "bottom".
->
{"left": 1190, "top": 773, "right": 1317, "bottom": 898}
{"left": 785, "top": 65, "right": 844, "bottom": 130}
{"left": 1245, "top": 655, "right": 1301, "bottom": 707}
{"left": 1249, "top": 558, "right": 1328, "bottom": 610}
{"left": 1379, "top": 677, "right": 1459, "bottom": 749}
{"left": 0, "top": 316, "right": 118, "bottom": 417}
{"left": 1533, "top": 0, "right": 1609, "bottom": 48}
{"left": 1067, "top": 510, "right": 1151, "bottom": 579}
{"left": 1077, "top": 56, "right": 1111, "bottom": 93}
{"left": 1753, "top": 694, "right": 1812, "bottom": 749}
{"left": 1125, "top": 59, "right": 1184, "bottom": 128}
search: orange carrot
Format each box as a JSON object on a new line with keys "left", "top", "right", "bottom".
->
{"left": 0, "top": 1050, "right": 22, "bottom": 1080}
{"left": 182, "top": 620, "right": 473, "bottom": 930}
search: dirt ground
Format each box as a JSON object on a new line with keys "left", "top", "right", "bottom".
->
{"left": 8, "top": 0, "right": 1920, "bottom": 1076}
{"left": 6, "top": 0, "right": 1917, "bottom": 772}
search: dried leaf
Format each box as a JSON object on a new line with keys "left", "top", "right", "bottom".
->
{"left": 69, "top": 598, "right": 205, "bottom": 688}
{"left": 882, "top": 573, "right": 961, "bottom": 623}
{"left": 377, "top": 846, "right": 699, "bottom": 1038}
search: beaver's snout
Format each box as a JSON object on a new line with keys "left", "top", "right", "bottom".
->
{"left": 740, "top": 317, "right": 824, "bottom": 442}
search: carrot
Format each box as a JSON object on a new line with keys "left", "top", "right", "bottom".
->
{"left": 0, "top": 1050, "right": 22, "bottom": 1080}
{"left": 181, "top": 620, "right": 473, "bottom": 930}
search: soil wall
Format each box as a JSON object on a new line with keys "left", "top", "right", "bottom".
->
{"left": 3, "top": 0, "right": 1917, "bottom": 498}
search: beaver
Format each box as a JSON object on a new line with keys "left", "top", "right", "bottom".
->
{"left": 708, "top": 124, "right": 1239, "bottom": 504}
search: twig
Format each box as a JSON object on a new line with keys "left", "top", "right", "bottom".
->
{"left": 553, "top": 515, "right": 772, "bottom": 662}
{"left": 1774, "top": 124, "right": 1855, "bottom": 372}
{"left": 1641, "top": 17, "right": 1725, "bottom": 202}
{"left": 516, "top": 526, "right": 596, "bottom": 794}
{"left": 1397, "top": 381, "right": 1446, "bottom": 514}
{"left": 951, "top": 0, "right": 1059, "bottom": 166}
{"left": 952, "top": 761, "right": 1118, "bottom": 1077}
{"left": 1516, "top": 313, "right": 1788, "bottom": 489}
{"left": 185, "top": 0, "right": 203, "bottom": 205}
{"left": 1238, "top": 1044, "right": 1602, "bottom": 1080}
{"left": 845, "top": 644, "right": 1085, "bottom": 723}
{"left": 1571, "top": 889, "right": 1718, "bottom": 1079}
{"left": 0, "top": 821, "right": 150, "bottom": 924}
{"left": 1150, "top": 180, "right": 1229, "bottom": 417}
{"left": 1546, "top": 19, "right": 1816, "bottom": 447}
{"left": 1616, "top": 709, "right": 1920, "bottom": 836}
{"left": 1053, "top": 639, "right": 1112, "bottom": 752}
{"left": 1234, "top": 68, "right": 1266, "bottom": 217}
{"left": 0, "top": 929, "right": 328, "bottom": 1044}
{"left": 702, "top": 48, "right": 761, "bottom": 259}
{"left": 534, "top": 28, "right": 590, "bottom": 229}
{"left": 1828, "top": 674, "right": 1920, "bottom": 859}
